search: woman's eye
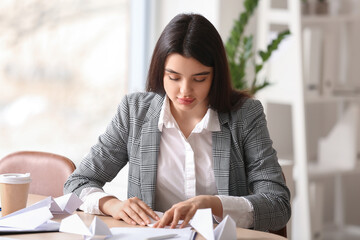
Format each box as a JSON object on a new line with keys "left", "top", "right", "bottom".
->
{"left": 194, "top": 78, "right": 206, "bottom": 82}
{"left": 169, "top": 76, "right": 180, "bottom": 80}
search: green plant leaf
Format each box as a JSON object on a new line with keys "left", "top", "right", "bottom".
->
{"left": 250, "top": 78, "right": 271, "bottom": 95}
{"left": 259, "top": 51, "right": 267, "bottom": 62}
{"left": 255, "top": 64, "right": 263, "bottom": 74}
{"left": 259, "top": 29, "right": 291, "bottom": 63}
{"left": 225, "top": 0, "right": 259, "bottom": 61}
{"left": 226, "top": 0, "right": 290, "bottom": 95}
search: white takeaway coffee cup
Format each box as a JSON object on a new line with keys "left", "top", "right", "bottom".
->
{"left": 0, "top": 173, "right": 31, "bottom": 216}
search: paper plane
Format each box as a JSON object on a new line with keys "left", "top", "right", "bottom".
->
{"left": 50, "top": 193, "right": 83, "bottom": 214}
{"left": 0, "top": 193, "right": 82, "bottom": 233}
{"left": 0, "top": 197, "right": 58, "bottom": 232}
{"left": 60, "top": 214, "right": 112, "bottom": 240}
{"left": 190, "top": 208, "right": 236, "bottom": 240}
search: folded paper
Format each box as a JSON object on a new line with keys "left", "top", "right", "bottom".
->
{"left": 213, "top": 215, "right": 237, "bottom": 240}
{"left": 50, "top": 193, "right": 83, "bottom": 214}
{"left": 0, "top": 206, "right": 53, "bottom": 230}
{"left": 0, "top": 193, "right": 81, "bottom": 232}
{"left": 190, "top": 208, "right": 236, "bottom": 240}
{"left": 0, "top": 220, "right": 60, "bottom": 233}
{"left": 0, "top": 197, "right": 58, "bottom": 232}
{"left": 60, "top": 214, "right": 112, "bottom": 240}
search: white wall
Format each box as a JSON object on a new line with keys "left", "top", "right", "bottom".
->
{"left": 152, "top": 0, "right": 219, "bottom": 41}
{"left": 149, "top": 0, "right": 252, "bottom": 52}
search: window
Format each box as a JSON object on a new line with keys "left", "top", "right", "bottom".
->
{"left": 0, "top": 0, "right": 129, "bottom": 164}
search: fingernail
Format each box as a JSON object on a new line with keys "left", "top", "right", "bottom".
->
{"left": 141, "top": 222, "right": 145, "bottom": 226}
{"left": 132, "top": 221, "right": 136, "bottom": 225}
{"left": 156, "top": 216, "right": 160, "bottom": 220}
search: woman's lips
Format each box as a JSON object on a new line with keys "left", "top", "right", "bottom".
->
{"left": 177, "top": 97, "right": 195, "bottom": 105}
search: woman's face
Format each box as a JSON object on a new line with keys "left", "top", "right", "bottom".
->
{"left": 163, "top": 53, "right": 213, "bottom": 116}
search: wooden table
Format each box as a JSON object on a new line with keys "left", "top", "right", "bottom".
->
{"left": 1, "top": 194, "right": 286, "bottom": 239}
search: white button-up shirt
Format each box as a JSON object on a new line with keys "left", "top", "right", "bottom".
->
{"left": 78, "top": 96, "right": 254, "bottom": 228}
{"left": 155, "top": 96, "right": 219, "bottom": 211}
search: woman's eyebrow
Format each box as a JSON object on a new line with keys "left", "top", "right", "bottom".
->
{"left": 193, "top": 71, "right": 211, "bottom": 76}
{"left": 165, "top": 68, "right": 179, "bottom": 74}
{"left": 165, "top": 68, "right": 211, "bottom": 76}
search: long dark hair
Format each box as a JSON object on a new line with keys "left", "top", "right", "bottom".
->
{"left": 146, "top": 13, "right": 249, "bottom": 112}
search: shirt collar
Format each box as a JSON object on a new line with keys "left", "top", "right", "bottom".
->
{"left": 158, "top": 96, "right": 221, "bottom": 133}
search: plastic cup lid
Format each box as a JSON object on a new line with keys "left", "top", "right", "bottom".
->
{"left": 0, "top": 173, "right": 31, "bottom": 184}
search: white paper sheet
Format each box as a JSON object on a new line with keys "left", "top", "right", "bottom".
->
{"left": 108, "top": 227, "right": 195, "bottom": 240}
{"left": 148, "top": 211, "right": 164, "bottom": 225}
{"left": 147, "top": 211, "right": 186, "bottom": 228}
{"left": 59, "top": 214, "right": 195, "bottom": 240}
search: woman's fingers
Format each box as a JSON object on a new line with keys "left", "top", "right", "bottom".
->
{"left": 114, "top": 196, "right": 214, "bottom": 228}
{"left": 127, "top": 199, "right": 148, "bottom": 225}
{"left": 123, "top": 205, "right": 146, "bottom": 225}
{"left": 118, "top": 211, "right": 136, "bottom": 225}
{"left": 155, "top": 205, "right": 187, "bottom": 228}
{"left": 154, "top": 196, "right": 211, "bottom": 228}
{"left": 180, "top": 208, "right": 197, "bottom": 228}
{"left": 155, "top": 209, "right": 173, "bottom": 228}
{"left": 120, "top": 197, "right": 156, "bottom": 226}
{"left": 137, "top": 200, "right": 160, "bottom": 223}
{"left": 152, "top": 220, "right": 160, "bottom": 228}
{"left": 170, "top": 208, "right": 182, "bottom": 229}
{"left": 100, "top": 196, "right": 161, "bottom": 226}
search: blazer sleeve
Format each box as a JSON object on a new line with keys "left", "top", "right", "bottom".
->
{"left": 64, "top": 95, "right": 131, "bottom": 196}
{"left": 240, "top": 99, "right": 291, "bottom": 231}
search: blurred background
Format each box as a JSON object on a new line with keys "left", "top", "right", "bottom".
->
{"left": 1, "top": 0, "right": 359, "bottom": 239}
{"left": 0, "top": 0, "right": 128, "bottom": 162}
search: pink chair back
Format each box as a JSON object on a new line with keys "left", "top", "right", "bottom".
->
{"left": 0, "top": 151, "right": 76, "bottom": 197}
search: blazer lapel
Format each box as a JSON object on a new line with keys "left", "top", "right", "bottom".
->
{"left": 139, "top": 94, "right": 164, "bottom": 209}
{"left": 140, "top": 120, "right": 161, "bottom": 209}
{"left": 212, "top": 113, "right": 231, "bottom": 196}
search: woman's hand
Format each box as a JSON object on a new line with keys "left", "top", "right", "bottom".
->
{"left": 99, "top": 196, "right": 160, "bottom": 226}
{"left": 153, "top": 195, "right": 222, "bottom": 229}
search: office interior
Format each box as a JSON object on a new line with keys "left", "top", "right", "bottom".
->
{"left": 0, "top": 0, "right": 359, "bottom": 239}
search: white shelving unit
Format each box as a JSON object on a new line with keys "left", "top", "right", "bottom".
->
{"left": 256, "top": 1, "right": 360, "bottom": 240}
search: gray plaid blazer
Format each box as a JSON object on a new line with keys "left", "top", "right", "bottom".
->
{"left": 64, "top": 92, "right": 291, "bottom": 231}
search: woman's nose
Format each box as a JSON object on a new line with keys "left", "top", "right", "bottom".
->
{"left": 180, "top": 79, "right": 192, "bottom": 94}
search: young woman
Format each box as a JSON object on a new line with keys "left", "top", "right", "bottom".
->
{"left": 64, "top": 13, "right": 291, "bottom": 232}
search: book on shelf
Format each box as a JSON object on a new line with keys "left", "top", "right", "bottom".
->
{"left": 302, "top": 27, "right": 323, "bottom": 97}
{"left": 321, "top": 25, "right": 340, "bottom": 96}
